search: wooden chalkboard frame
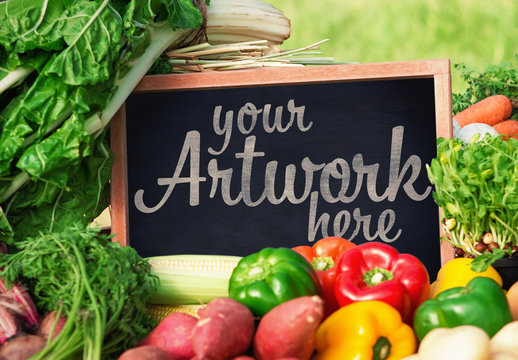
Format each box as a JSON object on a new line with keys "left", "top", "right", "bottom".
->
{"left": 110, "top": 59, "right": 454, "bottom": 265}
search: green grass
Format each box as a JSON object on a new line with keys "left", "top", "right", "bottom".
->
{"left": 269, "top": 0, "right": 518, "bottom": 94}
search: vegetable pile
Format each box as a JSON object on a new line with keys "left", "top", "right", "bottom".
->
{"left": 451, "top": 59, "right": 518, "bottom": 142}
{"left": 118, "top": 241, "right": 518, "bottom": 360}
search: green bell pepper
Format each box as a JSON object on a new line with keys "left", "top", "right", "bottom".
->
{"left": 413, "top": 276, "right": 512, "bottom": 340}
{"left": 228, "top": 247, "right": 321, "bottom": 316}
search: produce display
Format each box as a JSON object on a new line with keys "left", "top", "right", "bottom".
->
{"left": 0, "top": 0, "right": 517, "bottom": 359}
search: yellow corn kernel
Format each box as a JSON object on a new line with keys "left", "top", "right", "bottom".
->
{"left": 146, "top": 304, "right": 204, "bottom": 322}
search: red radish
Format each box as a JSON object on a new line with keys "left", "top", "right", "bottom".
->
{"left": 0, "top": 334, "right": 46, "bottom": 359}
{"left": 0, "top": 305, "right": 18, "bottom": 344}
{"left": 38, "top": 311, "right": 67, "bottom": 340}
{"left": 139, "top": 312, "right": 197, "bottom": 359}
{"left": 454, "top": 95, "right": 513, "bottom": 127}
{"left": 493, "top": 119, "right": 518, "bottom": 140}
{"left": 0, "top": 280, "right": 39, "bottom": 328}
{"left": 254, "top": 296, "right": 324, "bottom": 360}
{"left": 192, "top": 297, "right": 255, "bottom": 360}
{"left": 118, "top": 345, "right": 175, "bottom": 360}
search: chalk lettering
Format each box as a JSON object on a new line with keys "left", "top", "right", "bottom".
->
{"left": 208, "top": 99, "right": 311, "bottom": 156}
{"left": 134, "top": 131, "right": 206, "bottom": 213}
{"left": 307, "top": 191, "right": 402, "bottom": 242}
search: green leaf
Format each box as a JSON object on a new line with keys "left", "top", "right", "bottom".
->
{"left": 470, "top": 248, "right": 511, "bottom": 273}
{"left": 42, "top": 1, "right": 123, "bottom": 86}
{"left": 164, "top": 0, "right": 203, "bottom": 29}
{"left": 6, "top": 132, "right": 112, "bottom": 244}
{"left": 17, "top": 113, "right": 90, "bottom": 186}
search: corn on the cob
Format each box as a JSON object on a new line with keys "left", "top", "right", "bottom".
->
{"left": 205, "top": 0, "right": 291, "bottom": 45}
{"left": 147, "top": 304, "right": 205, "bottom": 322}
{"left": 146, "top": 254, "right": 242, "bottom": 305}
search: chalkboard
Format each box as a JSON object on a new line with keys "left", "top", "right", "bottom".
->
{"left": 110, "top": 60, "right": 452, "bottom": 276}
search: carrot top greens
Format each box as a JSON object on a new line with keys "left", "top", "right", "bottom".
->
{"left": 0, "top": 224, "right": 159, "bottom": 359}
{"left": 452, "top": 57, "right": 518, "bottom": 116}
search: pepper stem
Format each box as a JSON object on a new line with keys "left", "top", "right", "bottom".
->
{"left": 372, "top": 336, "right": 391, "bottom": 360}
{"left": 311, "top": 256, "right": 334, "bottom": 271}
{"left": 363, "top": 267, "right": 394, "bottom": 287}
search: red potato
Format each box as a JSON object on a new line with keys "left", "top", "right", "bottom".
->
{"left": 139, "top": 312, "right": 197, "bottom": 360}
{"left": 0, "top": 334, "right": 46, "bottom": 360}
{"left": 454, "top": 94, "right": 513, "bottom": 127}
{"left": 192, "top": 297, "right": 255, "bottom": 360}
{"left": 118, "top": 345, "right": 175, "bottom": 360}
{"left": 253, "top": 295, "right": 324, "bottom": 360}
{"left": 38, "top": 311, "right": 66, "bottom": 340}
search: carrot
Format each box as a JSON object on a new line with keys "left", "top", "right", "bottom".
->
{"left": 454, "top": 95, "right": 513, "bottom": 127}
{"left": 492, "top": 119, "right": 518, "bottom": 140}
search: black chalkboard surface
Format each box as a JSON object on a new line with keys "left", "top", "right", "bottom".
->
{"left": 111, "top": 60, "right": 452, "bottom": 276}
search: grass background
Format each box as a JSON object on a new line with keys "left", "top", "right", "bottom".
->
{"left": 269, "top": 0, "right": 518, "bottom": 94}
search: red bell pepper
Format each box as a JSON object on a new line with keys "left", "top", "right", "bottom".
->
{"left": 334, "top": 241, "right": 430, "bottom": 324}
{"left": 293, "top": 237, "right": 356, "bottom": 317}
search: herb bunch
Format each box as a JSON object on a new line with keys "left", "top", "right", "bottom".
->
{"left": 0, "top": 225, "right": 159, "bottom": 359}
{"left": 426, "top": 135, "right": 518, "bottom": 257}
{"left": 452, "top": 56, "right": 518, "bottom": 116}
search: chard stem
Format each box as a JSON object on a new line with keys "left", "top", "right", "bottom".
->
{"left": 0, "top": 67, "right": 34, "bottom": 95}
{"left": 1, "top": 172, "right": 30, "bottom": 203}
{"left": 85, "top": 25, "right": 191, "bottom": 135}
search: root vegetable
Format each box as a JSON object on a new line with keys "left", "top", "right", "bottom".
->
{"left": 253, "top": 295, "right": 324, "bottom": 360}
{"left": 118, "top": 345, "right": 175, "bottom": 360}
{"left": 38, "top": 311, "right": 66, "bottom": 341}
{"left": 0, "top": 334, "right": 46, "bottom": 360}
{"left": 507, "top": 281, "right": 518, "bottom": 321}
{"left": 493, "top": 119, "right": 518, "bottom": 139}
{"left": 0, "top": 305, "right": 19, "bottom": 344}
{"left": 490, "top": 321, "right": 518, "bottom": 355}
{"left": 192, "top": 297, "right": 255, "bottom": 360}
{"left": 454, "top": 95, "right": 513, "bottom": 127}
{"left": 139, "top": 312, "right": 197, "bottom": 359}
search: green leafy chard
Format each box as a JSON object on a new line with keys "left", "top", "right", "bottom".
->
{"left": 0, "top": 0, "right": 204, "bottom": 245}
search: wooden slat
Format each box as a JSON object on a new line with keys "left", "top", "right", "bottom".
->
{"left": 110, "top": 105, "right": 129, "bottom": 246}
{"left": 133, "top": 59, "right": 451, "bottom": 93}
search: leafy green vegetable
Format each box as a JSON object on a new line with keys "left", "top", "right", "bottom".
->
{"left": 470, "top": 248, "right": 512, "bottom": 273}
{"left": 0, "top": 0, "right": 204, "bottom": 246}
{"left": 426, "top": 135, "right": 518, "bottom": 256}
{"left": 452, "top": 56, "right": 518, "bottom": 116}
{"left": 0, "top": 224, "right": 159, "bottom": 359}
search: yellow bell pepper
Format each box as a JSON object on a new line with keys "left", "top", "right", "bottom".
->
{"left": 431, "top": 257, "right": 503, "bottom": 298}
{"left": 313, "top": 300, "right": 416, "bottom": 360}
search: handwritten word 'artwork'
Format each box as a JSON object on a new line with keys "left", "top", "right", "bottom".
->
{"left": 125, "top": 78, "right": 440, "bottom": 274}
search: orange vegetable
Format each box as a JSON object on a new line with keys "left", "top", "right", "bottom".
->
{"left": 454, "top": 95, "right": 513, "bottom": 127}
{"left": 493, "top": 119, "right": 518, "bottom": 140}
{"left": 507, "top": 281, "right": 518, "bottom": 321}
